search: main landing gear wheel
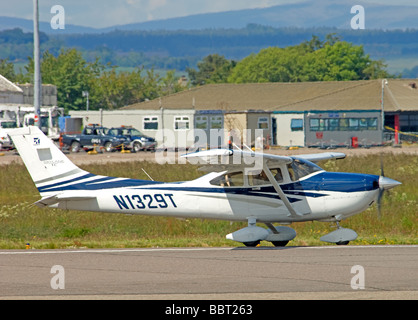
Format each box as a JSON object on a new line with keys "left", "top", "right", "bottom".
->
{"left": 243, "top": 241, "right": 261, "bottom": 247}
{"left": 336, "top": 241, "right": 350, "bottom": 245}
{"left": 226, "top": 219, "right": 297, "bottom": 247}
{"left": 271, "top": 241, "right": 289, "bottom": 247}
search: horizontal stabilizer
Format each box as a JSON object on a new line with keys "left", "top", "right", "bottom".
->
{"left": 34, "top": 194, "right": 96, "bottom": 208}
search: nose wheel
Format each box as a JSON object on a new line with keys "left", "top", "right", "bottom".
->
{"left": 320, "top": 221, "right": 358, "bottom": 245}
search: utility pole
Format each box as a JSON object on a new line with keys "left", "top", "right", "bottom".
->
{"left": 33, "top": 0, "right": 42, "bottom": 129}
{"left": 381, "top": 79, "right": 388, "bottom": 146}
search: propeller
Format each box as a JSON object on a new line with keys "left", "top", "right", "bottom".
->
{"left": 377, "top": 156, "right": 385, "bottom": 219}
{"left": 377, "top": 155, "right": 401, "bottom": 218}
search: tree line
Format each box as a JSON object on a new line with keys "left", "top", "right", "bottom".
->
{"left": 1, "top": 49, "right": 184, "bottom": 112}
{"left": 187, "top": 35, "right": 393, "bottom": 85}
{"left": 0, "top": 34, "right": 395, "bottom": 112}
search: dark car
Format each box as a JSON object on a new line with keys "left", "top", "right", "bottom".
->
{"left": 107, "top": 127, "right": 156, "bottom": 152}
{"left": 62, "top": 124, "right": 130, "bottom": 152}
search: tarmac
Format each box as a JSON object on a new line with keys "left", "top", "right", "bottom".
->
{"left": 0, "top": 245, "right": 417, "bottom": 300}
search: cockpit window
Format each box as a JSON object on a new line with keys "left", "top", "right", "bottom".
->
{"left": 288, "top": 158, "right": 322, "bottom": 180}
{"left": 248, "top": 170, "right": 269, "bottom": 186}
{"left": 210, "top": 172, "right": 244, "bottom": 187}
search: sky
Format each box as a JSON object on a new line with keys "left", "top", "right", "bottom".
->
{"left": 2, "top": 0, "right": 418, "bottom": 29}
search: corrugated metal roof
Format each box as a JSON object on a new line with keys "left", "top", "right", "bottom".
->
{"left": 122, "top": 79, "right": 418, "bottom": 112}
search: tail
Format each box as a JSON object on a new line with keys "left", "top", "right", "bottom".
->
{"left": 7, "top": 126, "right": 89, "bottom": 198}
{"left": 8, "top": 126, "right": 161, "bottom": 208}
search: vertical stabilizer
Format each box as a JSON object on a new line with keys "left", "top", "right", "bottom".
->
{"left": 7, "top": 126, "right": 87, "bottom": 194}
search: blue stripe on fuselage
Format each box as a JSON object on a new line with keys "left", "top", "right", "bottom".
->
{"left": 37, "top": 174, "right": 164, "bottom": 192}
{"left": 37, "top": 172, "right": 379, "bottom": 198}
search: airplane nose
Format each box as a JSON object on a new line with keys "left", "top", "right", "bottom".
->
{"left": 379, "top": 176, "right": 402, "bottom": 190}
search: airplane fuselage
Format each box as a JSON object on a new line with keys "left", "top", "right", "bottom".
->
{"left": 44, "top": 170, "right": 380, "bottom": 224}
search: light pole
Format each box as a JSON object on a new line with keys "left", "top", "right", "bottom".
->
{"left": 33, "top": 0, "right": 42, "bottom": 129}
{"left": 82, "top": 91, "right": 89, "bottom": 111}
{"left": 381, "top": 79, "right": 388, "bottom": 145}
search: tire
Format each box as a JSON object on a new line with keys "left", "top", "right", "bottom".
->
{"left": 243, "top": 240, "right": 261, "bottom": 247}
{"left": 336, "top": 241, "right": 350, "bottom": 245}
{"left": 133, "top": 142, "right": 142, "bottom": 152}
{"left": 271, "top": 241, "right": 289, "bottom": 247}
{"left": 70, "top": 141, "right": 81, "bottom": 152}
{"left": 104, "top": 142, "right": 113, "bottom": 152}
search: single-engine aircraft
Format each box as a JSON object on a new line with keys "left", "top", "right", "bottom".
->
{"left": 7, "top": 126, "right": 401, "bottom": 246}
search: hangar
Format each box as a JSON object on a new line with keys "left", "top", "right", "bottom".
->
{"left": 70, "top": 79, "right": 418, "bottom": 148}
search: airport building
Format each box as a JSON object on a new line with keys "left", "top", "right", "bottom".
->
{"left": 71, "top": 79, "right": 418, "bottom": 148}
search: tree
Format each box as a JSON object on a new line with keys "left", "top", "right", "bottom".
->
{"left": 0, "top": 59, "right": 17, "bottom": 81}
{"left": 187, "top": 54, "right": 235, "bottom": 85}
{"left": 228, "top": 35, "right": 394, "bottom": 83}
{"left": 26, "top": 48, "right": 103, "bottom": 112}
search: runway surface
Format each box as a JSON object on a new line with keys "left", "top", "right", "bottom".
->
{"left": 0, "top": 245, "right": 417, "bottom": 300}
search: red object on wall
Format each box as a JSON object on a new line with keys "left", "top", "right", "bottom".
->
{"left": 351, "top": 136, "right": 358, "bottom": 148}
{"left": 394, "top": 114, "right": 400, "bottom": 144}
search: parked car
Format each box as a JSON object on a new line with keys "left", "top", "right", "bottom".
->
{"left": 61, "top": 124, "right": 130, "bottom": 152}
{"left": 0, "top": 119, "right": 17, "bottom": 150}
{"left": 107, "top": 126, "right": 156, "bottom": 152}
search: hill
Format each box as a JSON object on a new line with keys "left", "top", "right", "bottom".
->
{"left": 1, "top": 0, "right": 418, "bottom": 34}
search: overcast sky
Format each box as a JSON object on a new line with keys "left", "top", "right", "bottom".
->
{"left": 3, "top": 0, "right": 418, "bottom": 28}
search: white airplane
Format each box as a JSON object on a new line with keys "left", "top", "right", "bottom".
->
{"left": 8, "top": 126, "right": 401, "bottom": 247}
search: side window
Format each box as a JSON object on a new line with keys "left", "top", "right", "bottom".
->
{"left": 210, "top": 172, "right": 244, "bottom": 187}
{"left": 195, "top": 116, "right": 208, "bottom": 129}
{"left": 258, "top": 117, "right": 269, "bottom": 129}
{"left": 174, "top": 116, "right": 190, "bottom": 130}
{"left": 270, "top": 168, "right": 283, "bottom": 183}
{"left": 248, "top": 170, "right": 270, "bottom": 186}
{"left": 291, "top": 119, "right": 303, "bottom": 132}
{"left": 143, "top": 116, "right": 159, "bottom": 130}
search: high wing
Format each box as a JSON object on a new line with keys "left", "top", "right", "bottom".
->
{"left": 182, "top": 149, "right": 293, "bottom": 172}
{"left": 294, "top": 152, "right": 346, "bottom": 163}
{"left": 182, "top": 149, "right": 346, "bottom": 218}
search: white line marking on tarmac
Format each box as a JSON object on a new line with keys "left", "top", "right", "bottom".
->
{"left": 0, "top": 245, "right": 416, "bottom": 255}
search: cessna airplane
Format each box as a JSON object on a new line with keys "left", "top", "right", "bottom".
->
{"left": 8, "top": 126, "right": 401, "bottom": 246}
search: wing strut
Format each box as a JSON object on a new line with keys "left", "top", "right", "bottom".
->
{"left": 262, "top": 161, "right": 303, "bottom": 218}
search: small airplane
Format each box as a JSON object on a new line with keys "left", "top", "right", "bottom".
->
{"left": 7, "top": 126, "right": 401, "bottom": 247}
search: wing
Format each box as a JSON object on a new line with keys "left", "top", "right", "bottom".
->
{"left": 294, "top": 152, "right": 346, "bottom": 163}
{"left": 182, "top": 149, "right": 293, "bottom": 172}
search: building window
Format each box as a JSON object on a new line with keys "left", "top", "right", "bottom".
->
{"left": 210, "top": 116, "right": 223, "bottom": 129}
{"left": 290, "top": 119, "right": 304, "bottom": 131}
{"left": 174, "top": 116, "right": 190, "bottom": 130}
{"left": 258, "top": 117, "right": 269, "bottom": 129}
{"left": 349, "top": 118, "right": 359, "bottom": 131}
{"left": 368, "top": 118, "right": 378, "bottom": 130}
{"left": 309, "top": 117, "right": 378, "bottom": 131}
{"left": 195, "top": 116, "right": 208, "bottom": 130}
{"left": 143, "top": 116, "right": 159, "bottom": 130}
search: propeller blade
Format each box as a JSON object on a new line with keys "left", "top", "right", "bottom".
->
{"left": 377, "top": 189, "right": 384, "bottom": 219}
{"left": 380, "top": 155, "right": 385, "bottom": 177}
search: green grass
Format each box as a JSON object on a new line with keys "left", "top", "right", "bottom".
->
{"left": 0, "top": 153, "right": 416, "bottom": 249}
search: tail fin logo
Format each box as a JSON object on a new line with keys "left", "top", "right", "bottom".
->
{"left": 34, "top": 137, "right": 40, "bottom": 145}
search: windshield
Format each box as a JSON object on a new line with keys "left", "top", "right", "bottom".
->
{"left": 288, "top": 158, "right": 322, "bottom": 181}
